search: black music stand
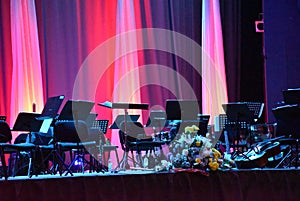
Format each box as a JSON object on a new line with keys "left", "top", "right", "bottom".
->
{"left": 244, "top": 102, "right": 264, "bottom": 122}
{"left": 13, "top": 112, "right": 42, "bottom": 132}
{"left": 272, "top": 104, "right": 300, "bottom": 138}
{"left": 12, "top": 112, "right": 42, "bottom": 143}
{"left": 91, "top": 120, "right": 109, "bottom": 134}
{"left": 222, "top": 103, "right": 255, "bottom": 149}
{"left": 109, "top": 115, "right": 140, "bottom": 130}
{"left": 166, "top": 99, "right": 201, "bottom": 121}
{"left": 283, "top": 88, "right": 300, "bottom": 104}
{"left": 36, "top": 95, "right": 65, "bottom": 120}
{"left": 87, "top": 119, "right": 110, "bottom": 172}
{"left": 222, "top": 103, "right": 254, "bottom": 123}
{"left": 58, "top": 100, "right": 94, "bottom": 121}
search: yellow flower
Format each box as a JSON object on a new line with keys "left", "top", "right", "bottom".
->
{"left": 209, "top": 161, "right": 219, "bottom": 171}
{"left": 184, "top": 125, "right": 199, "bottom": 134}
{"left": 195, "top": 158, "right": 201, "bottom": 163}
{"left": 192, "top": 125, "right": 199, "bottom": 131}
{"left": 195, "top": 140, "right": 202, "bottom": 147}
{"left": 211, "top": 148, "right": 221, "bottom": 159}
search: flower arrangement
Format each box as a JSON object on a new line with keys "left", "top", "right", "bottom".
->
{"left": 155, "top": 125, "right": 234, "bottom": 172}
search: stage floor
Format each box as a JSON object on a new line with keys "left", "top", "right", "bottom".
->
{"left": 1, "top": 168, "right": 300, "bottom": 201}
{"left": 0, "top": 169, "right": 157, "bottom": 181}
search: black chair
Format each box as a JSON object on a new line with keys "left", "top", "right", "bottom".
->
{"left": 54, "top": 120, "right": 97, "bottom": 175}
{"left": 119, "top": 121, "right": 165, "bottom": 168}
{"left": 0, "top": 121, "right": 37, "bottom": 179}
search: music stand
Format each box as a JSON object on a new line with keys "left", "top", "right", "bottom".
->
{"left": 222, "top": 103, "right": 254, "bottom": 123}
{"left": 222, "top": 102, "right": 255, "bottom": 149}
{"left": 12, "top": 112, "right": 42, "bottom": 132}
{"left": 244, "top": 102, "right": 264, "bottom": 122}
{"left": 12, "top": 112, "right": 43, "bottom": 143}
{"left": 166, "top": 99, "right": 201, "bottom": 121}
{"left": 36, "top": 95, "right": 65, "bottom": 120}
{"left": 109, "top": 115, "right": 140, "bottom": 130}
{"left": 91, "top": 120, "right": 109, "bottom": 134}
{"left": 58, "top": 100, "right": 95, "bottom": 121}
{"left": 272, "top": 104, "right": 300, "bottom": 138}
{"left": 282, "top": 88, "right": 300, "bottom": 104}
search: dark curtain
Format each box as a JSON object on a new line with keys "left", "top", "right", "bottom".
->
{"left": 220, "top": 0, "right": 264, "bottom": 106}
{"left": 0, "top": 0, "right": 13, "bottom": 121}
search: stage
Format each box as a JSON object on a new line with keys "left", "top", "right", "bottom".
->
{"left": 1, "top": 168, "right": 300, "bottom": 201}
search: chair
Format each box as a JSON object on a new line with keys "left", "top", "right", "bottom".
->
{"left": 0, "top": 121, "right": 37, "bottom": 179}
{"left": 119, "top": 121, "right": 165, "bottom": 168}
{"left": 51, "top": 120, "right": 97, "bottom": 175}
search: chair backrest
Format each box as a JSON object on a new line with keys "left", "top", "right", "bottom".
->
{"left": 0, "top": 116, "right": 6, "bottom": 121}
{"left": 123, "top": 121, "right": 146, "bottom": 139}
{"left": 118, "top": 121, "right": 146, "bottom": 148}
{"left": 54, "top": 120, "right": 88, "bottom": 143}
{"left": 0, "top": 120, "right": 12, "bottom": 143}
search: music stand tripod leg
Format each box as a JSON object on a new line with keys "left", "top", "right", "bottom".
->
{"left": 96, "top": 139, "right": 106, "bottom": 173}
{"left": 117, "top": 109, "right": 131, "bottom": 170}
{"left": 118, "top": 150, "right": 130, "bottom": 170}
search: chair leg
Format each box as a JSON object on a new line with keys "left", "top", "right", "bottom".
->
{"left": 114, "top": 149, "right": 120, "bottom": 169}
{"left": 27, "top": 149, "right": 38, "bottom": 178}
{"left": 119, "top": 151, "right": 130, "bottom": 170}
{"left": 12, "top": 151, "right": 19, "bottom": 177}
{"left": 0, "top": 148, "right": 8, "bottom": 180}
{"left": 42, "top": 147, "right": 73, "bottom": 176}
{"left": 38, "top": 148, "right": 54, "bottom": 175}
{"left": 7, "top": 153, "right": 13, "bottom": 177}
{"left": 27, "top": 156, "right": 32, "bottom": 177}
{"left": 56, "top": 149, "right": 73, "bottom": 176}
{"left": 131, "top": 150, "right": 136, "bottom": 167}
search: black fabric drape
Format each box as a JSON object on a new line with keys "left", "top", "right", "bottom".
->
{"left": 0, "top": 170, "right": 299, "bottom": 201}
{"left": 220, "top": 0, "right": 264, "bottom": 106}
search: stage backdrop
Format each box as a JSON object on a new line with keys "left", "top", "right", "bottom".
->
{"left": 0, "top": 0, "right": 268, "bottom": 147}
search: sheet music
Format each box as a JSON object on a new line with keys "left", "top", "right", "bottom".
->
{"left": 214, "top": 116, "right": 220, "bottom": 132}
{"left": 39, "top": 118, "right": 53, "bottom": 133}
